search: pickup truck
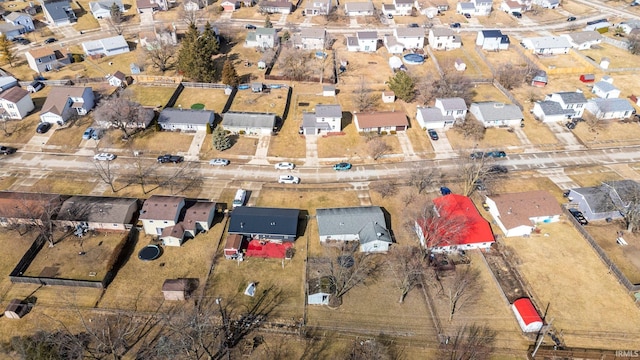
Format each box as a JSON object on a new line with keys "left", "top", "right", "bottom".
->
{"left": 157, "top": 154, "right": 184, "bottom": 163}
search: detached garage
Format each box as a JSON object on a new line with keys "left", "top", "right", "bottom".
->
{"left": 512, "top": 298, "right": 543, "bottom": 333}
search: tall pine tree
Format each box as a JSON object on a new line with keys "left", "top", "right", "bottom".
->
{"left": 178, "top": 22, "right": 220, "bottom": 82}
{"left": 177, "top": 23, "right": 200, "bottom": 79}
{"left": 221, "top": 59, "right": 239, "bottom": 86}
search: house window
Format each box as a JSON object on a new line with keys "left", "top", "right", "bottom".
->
{"left": 6, "top": 104, "right": 14, "bottom": 109}
{"left": 576, "top": 104, "right": 583, "bottom": 108}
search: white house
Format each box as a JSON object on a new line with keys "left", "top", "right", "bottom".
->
{"left": 158, "top": 108, "right": 215, "bottom": 132}
{"left": 40, "top": 86, "right": 95, "bottom": 124}
{"left": 41, "top": 0, "right": 77, "bottom": 26}
{"left": 345, "top": 1, "right": 375, "bottom": 15}
{"left": 500, "top": 0, "right": 522, "bottom": 13}
{"left": 0, "top": 87, "right": 34, "bottom": 120}
{"left": 544, "top": 92, "right": 587, "bottom": 118}
{"left": 391, "top": 0, "right": 415, "bottom": 16}
{"left": 222, "top": 111, "right": 276, "bottom": 135}
{"left": 4, "top": 12, "right": 34, "bottom": 32}
{"left": 301, "top": 104, "right": 342, "bottom": 135}
{"left": 592, "top": 80, "right": 620, "bottom": 99}
{"left": 521, "top": 36, "right": 571, "bottom": 55}
{"left": 428, "top": 27, "right": 461, "bottom": 50}
{"left": 457, "top": 0, "right": 492, "bottom": 15}
{"left": 82, "top": 35, "right": 130, "bottom": 57}
{"left": 561, "top": 31, "right": 602, "bottom": 50}
{"left": 484, "top": 190, "right": 561, "bottom": 237}
{"left": 618, "top": 20, "right": 640, "bottom": 35}
{"left": 347, "top": 31, "right": 378, "bottom": 52}
{"left": 139, "top": 195, "right": 186, "bottom": 236}
{"left": 298, "top": 28, "right": 326, "bottom": 50}
{"left": 244, "top": 27, "right": 279, "bottom": 49}
{"left": 532, "top": 101, "right": 575, "bottom": 123}
{"left": 586, "top": 98, "right": 635, "bottom": 120}
{"left": 394, "top": 27, "right": 425, "bottom": 49}
{"left": 476, "top": 30, "right": 509, "bottom": 51}
{"left": 532, "top": 0, "right": 559, "bottom": 8}
{"left": 469, "top": 102, "right": 524, "bottom": 127}
{"left": 136, "top": 0, "right": 168, "bottom": 12}
{"left": 183, "top": 0, "right": 202, "bottom": 11}
{"left": 316, "top": 206, "right": 393, "bottom": 253}
{"left": 0, "top": 23, "right": 25, "bottom": 41}
{"left": 304, "top": 0, "right": 332, "bottom": 16}
{"left": 258, "top": 0, "right": 293, "bottom": 14}
{"left": 384, "top": 34, "right": 404, "bottom": 54}
{"left": 89, "top": 0, "right": 125, "bottom": 19}
{"left": 435, "top": 97, "right": 467, "bottom": 119}
{"left": 416, "top": 107, "right": 448, "bottom": 129}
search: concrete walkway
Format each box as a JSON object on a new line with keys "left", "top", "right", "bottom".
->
{"left": 537, "top": 168, "right": 579, "bottom": 190}
{"left": 248, "top": 135, "right": 271, "bottom": 165}
{"left": 185, "top": 130, "right": 207, "bottom": 161}
{"left": 512, "top": 127, "right": 532, "bottom": 147}
{"left": 396, "top": 132, "right": 420, "bottom": 161}
{"left": 304, "top": 135, "right": 319, "bottom": 167}
{"left": 546, "top": 122, "right": 584, "bottom": 150}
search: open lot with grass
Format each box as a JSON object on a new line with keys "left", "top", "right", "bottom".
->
{"left": 566, "top": 166, "right": 623, "bottom": 187}
{"left": 502, "top": 221, "right": 640, "bottom": 349}
{"left": 588, "top": 219, "right": 640, "bottom": 284}
{"left": 228, "top": 87, "right": 288, "bottom": 117}
{"left": 173, "top": 88, "right": 230, "bottom": 113}
{"left": 334, "top": 45, "right": 396, "bottom": 87}
{"left": 431, "top": 44, "right": 493, "bottom": 79}
{"left": 127, "top": 84, "right": 179, "bottom": 107}
{"left": 0, "top": 230, "right": 40, "bottom": 299}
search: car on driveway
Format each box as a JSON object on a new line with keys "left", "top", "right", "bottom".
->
{"left": 83, "top": 127, "right": 95, "bottom": 140}
{"left": 44, "top": 37, "right": 57, "bottom": 44}
{"left": 427, "top": 129, "right": 439, "bottom": 141}
{"left": 36, "top": 122, "right": 52, "bottom": 134}
{"left": 566, "top": 122, "right": 576, "bottom": 130}
{"left": 568, "top": 208, "right": 588, "bottom": 225}
{"left": 0, "top": 146, "right": 16, "bottom": 155}
{"left": 209, "top": 158, "right": 230, "bottom": 166}
{"left": 470, "top": 151, "right": 485, "bottom": 159}
{"left": 512, "top": 11, "right": 522, "bottom": 18}
{"left": 274, "top": 162, "right": 295, "bottom": 170}
{"left": 485, "top": 150, "right": 506, "bottom": 158}
{"left": 408, "top": 23, "right": 419, "bottom": 28}
{"left": 245, "top": 24, "right": 256, "bottom": 29}
{"left": 567, "top": 16, "right": 577, "bottom": 21}
{"left": 464, "top": 13, "right": 471, "bottom": 19}
{"left": 94, "top": 153, "right": 116, "bottom": 161}
{"left": 450, "top": 22, "right": 461, "bottom": 28}
{"left": 333, "top": 162, "right": 352, "bottom": 171}
{"left": 157, "top": 154, "right": 184, "bottom": 163}
{"left": 278, "top": 175, "right": 300, "bottom": 184}
{"left": 12, "top": 37, "right": 30, "bottom": 45}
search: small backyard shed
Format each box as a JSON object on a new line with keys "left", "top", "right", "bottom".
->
{"left": 4, "top": 299, "right": 29, "bottom": 319}
{"left": 382, "top": 91, "right": 395, "bottom": 103}
{"left": 511, "top": 298, "right": 543, "bottom": 333}
{"left": 307, "top": 276, "right": 335, "bottom": 305}
{"left": 224, "top": 234, "right": 245, "bottom": 259}
{"left": 579, "top": 74, "right": 595, "bottom": 83}
{"left": 162, "top": 278, "right": 190, "bottom": 301}
{"left": 323, "top": 85, "right": 336, "bottom": 96}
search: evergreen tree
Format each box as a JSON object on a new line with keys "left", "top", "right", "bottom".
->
{"left": 264, "top": 15, "right": 273, "bottom": 28}
{"left": 387, "top": 71, "right": 415, "bottom": 102}
{"left": 110, "top": 2, "right": 123, "bottom": 23}
{"left": 221, "top": 59, "right": 240, "bottom": 86}
{"left": 0, "top": 35, "right": 15, "bottom": 67}
{"left": 282, "top": 30, "right": 290, "bottom": 42}
{"left": 197, "top": 22, "right": 219, "bottom": 82}
{"left": 212, "top": 125, "right": 231, "bottom": 151}
{"left": 177, "top": 23, "right": 200, "bottom": 79}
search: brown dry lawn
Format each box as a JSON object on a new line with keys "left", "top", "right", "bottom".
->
{"left": 127, "top": 84, "right": 179, "bottom": 107}
{"left": 72, "top": 0, "right": 101, "bottom": 32}
{"left": 127, "top": 129, "right": 194, "bottom": 154}
{"left": 46, "top": 116, "right": 95, "bottom": 149}
{"left": 472, "top": 83, "right": 511, "bottom": 103}
{"left": 270, "top": 50, "right": 334, "bottom": 81}
{"left": 588, "top": 219, "right": 640, "bottom": 284}
{"left": 0, "top": 229, "right": 40, "bottom": 299}
{"left": 432, "top": 45, "right": 493, "bottom": 79}
{"left": 567, "top": 166, "right": 623, "bottom": 187}
{"left": 535, "top": 52, "right": 590, "bottom": 70}
{"left": 0, "top": 86, "right": 54, "bottom": 146}
{"left": 334, "top": 45, "right": 395, "bottom": 87}
{"left": 31, "top": 172, "right": 98, "bottom": 195}
{"left": 502, "top": 221, "right": 640, "bottom": 349}
{"left": 228, "top": 88, "right": 288, "bottom": 117}
{"left": 446, "top": 127, "right": 521, "bottom": 151}
{"left": 317, "top": 125, "right": 403, "bottom": 163}
{"left": 200, "top": 134, "right": 259, "bottom": 159}
{"left": 571, "top": 120, "right": 640, "bottom": 147}
{"left": 173, "top": 88, "right": 230, "bottom": 113}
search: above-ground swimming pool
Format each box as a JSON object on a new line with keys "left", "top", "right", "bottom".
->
{"left": 403, "top": 53, "right": 425, "bottom": 65}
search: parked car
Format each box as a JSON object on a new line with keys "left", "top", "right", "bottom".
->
{"left": 91, "top": 129, "right": 102, "bottom": 140}
{"left": 427, "top": 129, "right": 439, "bottom": 141}
{"left": 567, "top": 16, "right": 577, "bottom": 21}
{"left": 44, "top": 37, "right": 57, "bottom": 44}
{"left": 488, "top": 165, "right": 508, "bottom": 174}
{"left": 387, "top": 13, "right": 394, "bottom": 19}
{"left": 450, "top": 22, "right": 461, "bottom": 28}
{"left": 274, "top": 162, "right": 295, "bottom": 170}
{"left": 82, "top": 127, "right": 95, "bottom": 140}
{"left": 157, "top": 154, "right": 184, "bottom": 163}
{"left": 333, "top": 162, "right": 352, "bottom": 171}
{"left": 474, "top": 179, "right": 486, "bottom": 191}
{"left": 464, "top": 13, "right": 471, "bottom": 19}
{"left": 278, "top": 175, "right": 300, "bottom": 184}
{"left": 209, "top": 158, "right": 230, "bottom": 166}
{"left": 566, "top": 122, "right": 576, "bottom": 130}
{"left": 440, "top": 186, "right": 452, "bottom": 195}
{"left": 36, "top": 122, "right": 52, "bottom": 134}
{"left": 470, "top": 151, "right": 485, "bottom": 159}
{"left": 93, "top": 153, "right": 116, "bottom": 161}
{"left": 568, "top": 208, "right": 589, "bottom": 225}
{"left": 485, "top": 151, "right": 506, "bottom": 158}
{"left": 512, "top": 11, "right": 522, "bottom": 18}
{"left": 12, "top": 37, "right": 29, "bottom": 45}
{"left": 245, "top": 24, "right": 256, "bottom": 29}
{"left": 0, "top": 146, "right": 17, "bottom": 155}
{"left": 408, "top": 23, "right": 419, "bottom": 28}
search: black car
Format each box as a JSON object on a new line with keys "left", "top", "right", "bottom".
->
{"left": 464, "top": 13, "right": 471, "bottom": 19}
{"left": 488, "top": 165, "right": 508, "bottom": 174}
{"left": 567, "top": 16, "right": 577, "bottom": 21}
{"left": 474, "top": 179, "right": 486, "bottom": 191}
{"left": 512, "top": 11, "right": 522, "bottom": 18}
{"left": 427, "top": 129, "right": 439, "bottom": 141}
{"left": 44, "top": 37, "right": 57, "bottom": 44}
{"left": 36, "top": 122, "right": 52, "bottom": 134}
{"left": 157, "top": 154, "right": 184, "bottom": 163}
{"left": 568, "top": 209, "right": 589, "bottom": 225}
{"left": 0, "top": 146, "right": 16, "bottom": 155}
{"left": 12, "top": 37, "right": 30, "bottom": 45}
{"left": 408, "top": 23, "right": 420, "bottom": 28}
{"left": 566, "top": 122, "right": 576, "bottom": 130}
{"left": 245, "top": 24, "right": 256, "bottom": 29}
{"left": 450, "top": 22, "right": 461, "bottom": 28}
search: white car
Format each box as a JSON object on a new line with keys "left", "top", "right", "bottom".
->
{"left": 93, "top": 153, "right": 116, "bottom": 161}
{"left": 209, "top": 158, "right": 230, "bottom": 166}
{"left": 278, "top": 175, "right": 300, "bottom": 184}
{"left": 274, "top": 162, "right": 295, "bottom": 170}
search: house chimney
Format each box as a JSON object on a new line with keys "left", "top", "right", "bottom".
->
{"left": 508, "top": 207, "right": 512, "bottom": 214}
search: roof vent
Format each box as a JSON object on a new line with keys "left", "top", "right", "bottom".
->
{"left": 494, "top": 103, "right": 505, "bottom": 108}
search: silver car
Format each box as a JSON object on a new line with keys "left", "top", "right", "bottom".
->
{"left": 278, "top": 175, "right": 300, "bottom": 184}
{"left": 209, "top": 158, "right": 230, "bottom": 166}
{"left": 274, "top": 162, "right": 295, "bottom": 170}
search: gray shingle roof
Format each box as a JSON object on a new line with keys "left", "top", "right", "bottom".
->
{"left": 158, "top": 108, "right": 215, "bottom": 126}
{"left": 315, "top": 104, "right": 341, "bottom": 117}
{"left": 553, "top": 92, "right": 587, "bottom": 104}
{"left": 536, "top": 100, "right": 575, "bottom": 116}
{"left": 357, "top": 31, "right": 377, "bottom": 39}
{"left": 222, "top": 111, "right": 276, "bottom": 129}
{"left": 436, "top": 97, "right": 466, "bottom": 111}
{"left": 565, "top": 31, "right": 602, "bottom": 44}
{"left": 316, "top": 206, "right": 392, "bottom": 244}
{"left": 228, "top": 206, "right": 299, "bottom": 237}
{"left": 593, "top": 80, "right": 618, "bottom": 93}
{"left": 417, "top": 107, "right": 445, "bottom": 123}
{"left": 471, "top": 102, "right": 523, "bottom": 122}
{"left": 588, "top": 98, "right": 634, "bottom": 113}
{"left": 300, "top": 27, "right": 325, "bottom": 39}
{"left": 396, "top": 27, "right": 424, "bottom": 38}
{"left": 430, "top": 27, "right": 455, "bottom": 37}
{"left": 524, "top": 36, "right": 571, "bottom": 50}
{"left": 43, "top": 0, "right": 74, "bottom": 22}
{"left": 58, "top": 196, "right": 138, "bottom": 224}
{"left": 345, "top": 2, "right": 374, "bottom": 12}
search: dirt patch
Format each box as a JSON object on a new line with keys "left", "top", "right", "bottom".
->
{"left": 585, "top": 219, "right": 640, "bottom": 284}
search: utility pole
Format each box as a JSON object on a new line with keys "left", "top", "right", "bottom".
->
{"left": 531, "top": 317, "right": 553, "bottom": 358}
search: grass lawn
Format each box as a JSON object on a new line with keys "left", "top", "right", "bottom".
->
{"left": 127, "top": 84, "right": 179, "bottom": 107}
{"left": 228, "top": 88, "right": 288, "bottom": 117}
{"left": 445, "top": 127, "right": 521, "bottom": 151}
{"left": 472, "top": 83, "right": 511, "bottom": 103}
{"left": 588, "top": 219, "right": 640, "bottom": 284}
{"left": 502, "top": 221, "right": 640, "bottom": 349}
{"left": 72, "top": 0, "right": 101, "bottom": 32}
{"left": 127, "top": 129, "right": 194, "bottom": 154}
{"left": 31, "top": 171, "right": 98, "bottom": 195}
{"left": 566, "top": 166, "right": 622, "bottom": 187}
{"left": 46, "top": 116, "right": 95, "bottom": 149}
{"left": 200, "top": 134, "right": 259, "bottom": 159}
{"left": 0, "top": 229, "right": 40, "bottom": 300}
{"left": 334, "top": 44, "right": 395, "bottom": 87}
{"left": 432, "top": 45, "right": 493, "bottom": 79}
{"left": 173, "top": 88, "right": 230, "bottom": 113}
{"left": 571, "top": 120, "right": 640, "bottom": 147}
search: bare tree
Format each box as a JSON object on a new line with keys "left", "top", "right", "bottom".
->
{"left": 582, "top": 111, "right": 605, "bottom": 133}
{"left": 277, "top": 48, "right": 314, "bottom": 81}
{"left": 441, "top": 266, "right": 481, "bottom": 321}
{"left": 6, "top": 193, "right": 63, "bottom": 248}
{"left": 126, "top": 157, "right": 158, "bottom": 195}
{"left": 353, "top": 77, "right": 379, "bottom": 112}
{"left": 495, "top": 63, "right": 539, "bottom": 90}
{"left": 179, "top": 3, "right": 201, "bottom": 26}
{"left": 3, "top": 330, "right": 86, "bottom": 359}
{"left": 629, "top": 33, "right": 640, "bottom": 55}
{"left": 93, "top": 159, "right": 119, "bottom": 193}
{"left": 418, "top": 74, "right": 475, "bottom": 106}
{"left": 158, "top": 161, "right": 203, "bottom": 195}
{"left": 452, "top": 115, "right": 485, "bottom": 141}
{"left": 388, "top": 246, "right": 427, "bottom": 303}
{"left": 145, "top": 41, "right": 177, "bottom": 73}
{"left": 411, "top": 199, "right": 469, "bottom": 255}
{"left": 344, "top": 336, "right": 405, "bottom": 360}
{"left": 93, "top": 90, "right": 152, "bottom": 140}
{"left": 457, "top": 151, "right": 490, "bottom": 197}
{"left": 367, "top": 137, "right": 391, "bottom": 160}
{"left": 370, "top": 180, "right": 398, "bottom": 198}
{"left": 409, "top": 167, "right": 440, "bottom": 194}
{"left": 602, "top": 181, "right": 640, "bottom": 233}
{"left": 438, "top": 324, "right": 496, "bottom": 360}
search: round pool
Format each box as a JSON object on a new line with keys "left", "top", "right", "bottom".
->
{"left": 403, "top": 53, "right": 425, "bottom": 65}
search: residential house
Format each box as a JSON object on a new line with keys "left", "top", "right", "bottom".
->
{"left": 345, "top": 1, "right": 375, "bottom": 15}
{"left": 302, "top": 104, "right": 342, "bottom": 135}
{"left": 457, "top": 0, "right": 492, "bottom": 16}
{"left": 0, "top": 191, "right": 64, "bottom": 227}
{"left": 0, "top": 23, "right": 26, "bottom": 40}
{"left": 456, "top": 1, "right": 475, "bottom": 14}
{"left": 500, "top": 0, "right": 522, "bottom": 13}
{"left": 354, "top": 111, "right": 409, "bottom": 132}
{"left": 389, "top": 0, "right": 415, "bottom": 16}
{"left": 82, "top": 35, "right": 130, "bottom": 57}
{"left": 298, "top": 28, "right": 326, "bottom": 50}
{"left": 184, "top": 0, "right": 202, "bottom": 11}
{"left": 561, "top": 31, "right": 602, "bottom": 50}
{"left": 428, "top": 27, "right": 462, "bottom": 50}
{"left": 222, "top": 111, "right": 277, "bottom": 135}
{"left": 383, "top": 34, "right": 404, "bottom": 54}
{"left": 4, "top": 12, "right": 35, "bottom": 32}
{"left": 89, "top": 0, "right": 125, "bottom": 19}
{"left": 108, "top": 71, "right": 127, "bottom": 87}
{"left": 0, "top": 87, "right": 35, "bottom": 120}
{"left": 228, "top": 206, "right": 300, "bottom": 242}
{"left": 416, "top": 107, "right": 449, "bottom": 129}
{"left": 307, "top": 277, "right": 335, "bottom": 305}
{"left": 585, "top": 98, "right": 635, "bottom": 120}
{"left": 161, "top": 223, "right": 187, "bottom": 246}
{"left": 414, "top": 194, "right": 494, "bottom": 253}
{"left": 40, "top": 86, "right": 95, "bottom": 124}
{"left": 305, "top": 0, "right": 331, "bottom": 16}
{"left": 158, "top": 108, "right": 215, "bottom": 132}
{"left": 543, "top": 91, "right": 587, "bottom": 118}
{"left": 532, "top": 0, "right": 559, "bottom": 8}
{"left": 435, "top": 97, "right": 467, "bottom": 119}
{"left": 139, "top": 195, "right": 186, "bottom": 236}
{"left": 41, "top": 0, "right": 77, "bottom": 26}
{"left": 429, "top": 0, "right": 449, "bottom": 11}
{"left": 0, "top": 76, "right": 18, "bottom": 92}
{"left": 221, "top": 0, "right": 240, "bottom": 11}
{"left": 316, "top": 206, "right": 393, "bottom": 253}
{"left": 476, "top": 30, "right": 509, "bottom": 51}
{"left": 347, "top": 31, "right": 378, "bottom": 52}
{"left": 532, "top": 101, "right": 575, "bottom": 123}
{"left": 618, "top": 20, "right": 640, "bottom": 35}
{"left": 136, "top": 0, "right": 168, "bottom": 12}
{"left": 484, "top": 191, "right": 561, "bottom": 237}
{"left": 25, "top": 46, "right": 72, "bottom": 73}
{"left": 521, "top": 36, "right": 571, "bottom": 55}
{"left": 323, "top": 85, "right": 336, "bottom": 96}
{"left": 592, "top": 80, "right": 620, "bottom": 99}
{"left": 245, "top": 27, "right": 279, "bottom": 49}
{"left": 258, "top": 0, "right": 293, "bottom": 14}
{"left": 393, "top": 27, "right": 425, "bottom": 49}
{"left": 585, "top": 21, "right": 611, "bottom": 33}
{"left": 469, "top": 102, "right": 524, "bottom": 127}
{"left": 56, "top": 196, "right": 138, "bottom": 231}
{"left": 568, "top": 180, "right": 640, "bottom": 221}
{"left": 27, "top": 81, "right": 44, "bottom": 93}
{"left": 182, "top": 201, "right": 217, "bottom": 237}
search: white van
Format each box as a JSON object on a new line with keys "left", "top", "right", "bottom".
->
{"left": 233, "top": 189, "right": 247, "bottom": 208}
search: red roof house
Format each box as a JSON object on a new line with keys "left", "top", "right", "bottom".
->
{"left": 414, "top": 194, "right": 494, "bottom": 253}
{"left": 511, "top": 298, "right": 543, "bottom": 333}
